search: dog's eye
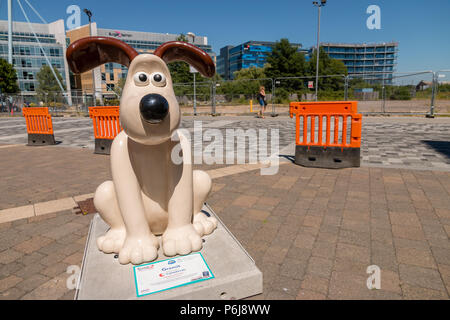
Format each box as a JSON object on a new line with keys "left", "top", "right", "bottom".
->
{"left": 153, "top": 74, "right": 162, "bottom": 82}
{"left": 134, "top": 72, "right": 149, "bottom": 86}
{"left": 139, "top": 74, "right": 147, "bottom": 82}
{"left": 151, "top": 72, "right": 166, "bottom": 87}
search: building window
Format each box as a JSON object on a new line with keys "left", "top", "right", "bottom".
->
{"left": 24, "top": 82, "right": 35, "bottom": 91}
{"left": 23, "top": 71, "right": 33, "bottom": 80}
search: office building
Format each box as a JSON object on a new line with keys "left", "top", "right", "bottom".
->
{"left": 321, "top": 42, "right": 398, "bottom": 83}
{"left": 67, "top": 25, "right": 215, "bottom": 97}
{"left": 217, "top": 41, "right": 304, "bottom": 79}
{"left": 216, "top": 45, "right": 233, "bottom": 80}
{"left": 0, "top": 19, "right": 71, "bottom": 100}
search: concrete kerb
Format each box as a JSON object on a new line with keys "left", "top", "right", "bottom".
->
{"left": 0, "top": 194, "right": 94, "bottom": 224}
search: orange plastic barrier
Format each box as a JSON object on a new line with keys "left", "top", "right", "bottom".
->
{"left": 89, "top": 106, "right": 122, "bottom": 140}
{"left": 23, "top": 107, "right": 54, "bottom": 135}
{"left": 289, "top": 101, "right": 362, "bottom": 168}
{"left": 22, "top": 107, "right": 55, "bottom": 145}
{"left": 89, "top": 106, "right": 122, "bottom": 154}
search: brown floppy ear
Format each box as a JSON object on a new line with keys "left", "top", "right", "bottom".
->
{"left": 154, "top": 41, "right": 215, "bottom": 78}
{"left": 66, "top": 36, "right": 139, "bottom": 74}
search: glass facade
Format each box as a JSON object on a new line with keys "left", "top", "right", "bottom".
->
{"left": 217, "top": 45, "right": 232, "bottom": 80}
{"left": 218, "top": 41, "right": 302, "bottom": 79}
{"left": 322, "top": 42, "right": 398, "bottom": 84}
{"left": 121, "top": 38, "right": 213, "bottom": 55}
{"left": 0, "top": 30, "right": 66, "bottom": 94}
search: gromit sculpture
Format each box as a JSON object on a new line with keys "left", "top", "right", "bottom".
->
{"left": 67, "top": 37, "right": 218, "bottom": 265}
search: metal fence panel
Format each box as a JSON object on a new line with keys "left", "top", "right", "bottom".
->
{"left": 383, "top": 71, "right": 434, "bottom": 114}
{"left": 274, "top": 75, "right": 346, "bottom": 104}
{"left": 435, "top": 70, "right": 450, "bottom": 115}
{"left": 347, "top": 74, "right": 384, "bottom": 113}
{"left": 173, "top": 82, "right": 212, "bottom": 114}
{"left": 1, "top": 70, "right": 448, "bottom": 117}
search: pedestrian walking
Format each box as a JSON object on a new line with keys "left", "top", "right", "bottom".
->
{"left": 256, "top": 86, "right": 266, "bottom": 118}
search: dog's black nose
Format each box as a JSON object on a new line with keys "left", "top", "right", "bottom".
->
{"left": 139, "top": 94, "right": 169, "bottom": 123}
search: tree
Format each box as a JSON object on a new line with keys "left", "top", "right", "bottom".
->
{"left": 266, "top": 39, "right": 306, "bottom": 80}
{"left": 223, "top": 66, "right": 271, "bottom": 96}
{"left": 167, "top": 34, "right": 223, "bottom": 102}
{"left": 307, "top": 47, "right": 348, "bottom": 91}
{"left": 113, "top": 77, "right": 126, "bottom": 97}
{"left": 167, "top": 34, "right": 195, "bottom": 84}
{"left": 36, "top": 65, "right": 66, "bottom": 104}
{"left": 265, "top": 38, "right": 307, "bottom": 98}
{"left": 233, "top": 65, "right": 267, "bottom": 80}
{"left": 0, "top": 58, "right": 19, "bottom": 94}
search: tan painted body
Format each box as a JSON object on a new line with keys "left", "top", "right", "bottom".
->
{"left": 92, "top": 54, "right": 217, "bottom": 265}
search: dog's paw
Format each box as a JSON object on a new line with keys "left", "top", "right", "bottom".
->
{"left": 162, "top": 224, "right": 202, "bottom": 257}
{"left": 118, "top": 235, "right": 159, "bottom": 265}
{"left": 193, "top": 212, "right": 218, "bottom": 236}
{"left": 97, "top": 228, "right": 126, "bottom": 254}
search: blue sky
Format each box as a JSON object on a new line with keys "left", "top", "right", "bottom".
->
{"left": 1, "top": 0, "right": 449, "bottom": 73}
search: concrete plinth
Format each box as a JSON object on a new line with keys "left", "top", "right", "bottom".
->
{"left": 75, "top": 204, "right": 263, "bottom": 300}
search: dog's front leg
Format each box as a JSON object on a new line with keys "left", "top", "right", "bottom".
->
{"left": 111, "top": 133, "right": 159, "bottom": 264}
{"left": 162, "top": 131, "right": 203, "bottom": 256}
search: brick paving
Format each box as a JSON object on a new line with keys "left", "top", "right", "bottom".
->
{"left": 1, "top": 116, "right": 450, "bottom": 170}
{"left": 1, "top": 162, "right": 449, "bottom": 299}
{"left": 0, "top": 144, "right": 228, "bottom": 210}
{"left": 0, "top": 210, "right": 90, "bottom": 299}
{"left": 0, "top": 115, "right": 449, "bottom": 299}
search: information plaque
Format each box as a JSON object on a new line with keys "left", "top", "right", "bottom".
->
{"left": 133, "top": 252, "right": 214, "bottom": 297}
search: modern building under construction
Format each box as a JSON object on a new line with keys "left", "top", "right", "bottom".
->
{"left": 321, "top": 42, "right": 399, "bottom": 84}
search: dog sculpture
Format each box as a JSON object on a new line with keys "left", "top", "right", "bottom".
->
{"left": 67, "top": 37, "right": 218, "bottom": 265}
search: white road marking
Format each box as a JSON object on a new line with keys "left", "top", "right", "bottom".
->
{"left": 184, "top": 120, "right": 240, "bottom": 133}
{"left": 0, "top": 144, "right": 23, "bottom": 149}
{"left": 0, "top": 126, "right": 93, "bottom": 140}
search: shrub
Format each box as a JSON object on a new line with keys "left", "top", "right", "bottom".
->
{"left": 438, "top": 83, "right": 450, "bottom": 92}
{"left": 318, "top": 90, "right": 345, "bottom": 101}
{"left": 274, "top": 88, "right": 289, "bottom": 104}
{"left": 389, "top": 86, "right": 412, "bottom": 100}
{"left": 105, "top": 98, "right": 120, "bottom": 106}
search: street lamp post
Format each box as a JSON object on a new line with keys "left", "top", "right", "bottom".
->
{"left": 313, "top": 0, "right": 326, "bottom": 101}
{"left": 7, "top": 0, "right": 13, "bottom": 64}
{"left": 187, "top": 32, "right": 197, "bottom": 115}
{"left": 83, "top": 8, "right": 97, "bottom": 107}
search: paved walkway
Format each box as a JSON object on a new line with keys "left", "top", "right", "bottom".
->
{"left": 0, "top": 115, "right": 449, "bottom": 300}
{"left": 0, "top": 162, "right": 449, "bottom": 299}
{"left": 1, "top": 116, "right": 449, "bottom": 171}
